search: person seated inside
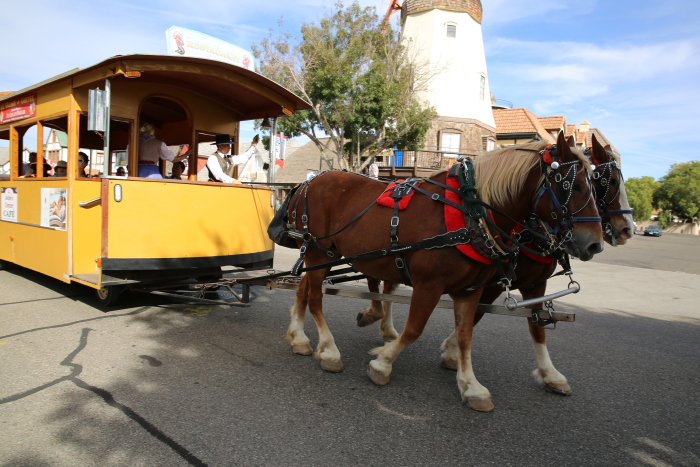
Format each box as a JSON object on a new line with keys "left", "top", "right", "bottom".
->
{"left": 169, "top": 161, "right": 185, "bottom": 180}
{"left": 21, "top": 152, "right": 50, "bottom": 177}
{"left": 53, "top": 160, "right": 67, "bottom": 177}
{"left": 138, "top": 122, "right": 190, "bottom": 178}
{"left": 207, "top": 133, "right": 259, "bottom": 184}
{"left": 78, "top": 152, "right": 91, "bottom": 178}
{"left": 116, "top": 166, "right": 126, "bottom": 177}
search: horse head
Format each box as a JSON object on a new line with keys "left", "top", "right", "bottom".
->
{"left": 588, "top": 134, "right": 635, "bottom": 246}
{"left": 532, "top": 132, "right": 604, "bottom": 261}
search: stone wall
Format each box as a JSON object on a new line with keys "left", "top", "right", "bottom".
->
{"left": 423, "top": 116, "right": 495, "bottom": 153}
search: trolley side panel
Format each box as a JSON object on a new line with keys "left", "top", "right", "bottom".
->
{"left": 104, "top": 180, "right": 273, "bottom": 266}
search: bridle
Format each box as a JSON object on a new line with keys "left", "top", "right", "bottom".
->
{"left": 586, "top": 150, "right": 633, "bottom": 243}
{"left": 531, "top": 146, "right": 601, "bottom": 241}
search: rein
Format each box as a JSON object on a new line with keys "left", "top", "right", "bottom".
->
{"left": 282, "top": 144, "right": 597, "bottom": 285}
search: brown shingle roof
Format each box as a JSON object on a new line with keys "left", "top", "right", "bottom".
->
{"left": 538, "top": 116, "right": 566, "bottom": 132}
{"left": 493, "top": 108, "right": 554, "bottom": 143}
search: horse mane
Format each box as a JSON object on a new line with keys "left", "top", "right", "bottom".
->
{"left": 474, "top": 141, "right": 590, "bottom": 207}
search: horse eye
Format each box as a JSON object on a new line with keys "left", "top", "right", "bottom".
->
{"left": 573, "top": 183, "right": 582, "bottom": 192}
{"left": 610, "top": 178, "right": 617, "bottom": 186}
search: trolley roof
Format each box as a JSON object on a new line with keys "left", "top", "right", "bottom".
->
{"left": 0, "top": 54, "right": 311, "bottom": 119}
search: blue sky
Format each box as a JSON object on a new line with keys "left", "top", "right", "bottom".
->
{"left": 1, "top": 0, "right": 698, "bottom": 179}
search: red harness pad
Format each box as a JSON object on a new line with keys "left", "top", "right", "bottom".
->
{"left": 444, "top": 177, "right": 493, "bottom": 264}
{"left": 513, "top": 224, "right": 553, "bottom": 264}
{"left": 377, "top": 181, "right": 419, "bottom": 210}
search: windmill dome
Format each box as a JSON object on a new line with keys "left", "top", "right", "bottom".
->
{"left": 402, "top": 0, "right": 483, "bottom": 24}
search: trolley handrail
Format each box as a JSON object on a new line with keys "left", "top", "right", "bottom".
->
{"left": 79, "top": 197, "right": 102, "bottom": 208}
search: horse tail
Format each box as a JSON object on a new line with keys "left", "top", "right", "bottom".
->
{"left": 267, "top": 183, "right": 303, "bottom": 249}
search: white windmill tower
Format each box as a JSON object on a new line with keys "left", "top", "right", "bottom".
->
{"left": 399, "top": 0, "right": 497, "bottom": 155}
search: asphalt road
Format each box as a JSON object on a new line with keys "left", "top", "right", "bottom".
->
{"left": 1, "top": 233, "right": 699, "bottom": 466}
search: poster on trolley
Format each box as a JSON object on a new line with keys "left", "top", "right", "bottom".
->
{"left": 165, "top": 26, "right": 255, "bottom": 71}
{"left": 1, "top": 187, "right": 18, "bottom": 222}
{"left": 40, "top": 188, "right": 67, "bottom": 230}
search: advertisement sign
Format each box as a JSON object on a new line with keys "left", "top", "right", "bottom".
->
{"left": 41, "top": 188, "right": 67, "bottom": 230}
{"left": 165, "top": 26, "right": 254, "bottom": 70}
{"left": 1, "top": 187, "right": 18, "bottom": 222}
{"left": 0, "top": 94, "right": 37, "bottom": 124}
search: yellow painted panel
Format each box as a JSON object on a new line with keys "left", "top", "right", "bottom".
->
{"left": 36, "top": 82, "right": 72, "bottom": 117}
{"left": 71, "top": 180, "right": 103, "bottom": 275}
{"left": 105, "top": 180, "right": 273, "bottom": 259}
{"left": 73, "top": 82, "right": 238, "bottom": 135}
{"left": 0, "top": 179, "right": 70, "bottom": 281}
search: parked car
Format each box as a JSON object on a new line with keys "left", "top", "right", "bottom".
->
{"left": 644, "top": 225, "right": 662, "bottom": 237}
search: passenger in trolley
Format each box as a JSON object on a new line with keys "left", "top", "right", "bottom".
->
{"left": 206, "top": 133, "right": 259, "bottom": 184}
{"left": 138, "top": 122, "right": 190, "bottom": 178}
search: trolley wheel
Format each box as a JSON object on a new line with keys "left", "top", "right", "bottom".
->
{"left": 95, "top": 285, "right": 125, "bottom": 306}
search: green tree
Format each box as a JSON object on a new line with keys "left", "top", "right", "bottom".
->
{"left": 625, "top": 176, "right": 659, "bottom": 222}
{"left": 252, "top": 1, "right": 437, "bottom": 171}
{"left": 654, "top": 161, "right": 700, "bottom": 222}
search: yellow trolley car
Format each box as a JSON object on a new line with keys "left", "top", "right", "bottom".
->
{"left": 0, "top": 54, "right": 310, "bottom": 304}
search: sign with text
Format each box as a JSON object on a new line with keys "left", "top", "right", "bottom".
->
{"left": 165, "top": 26, "right": 254, "bottom": 70}
{"left": 0, "top": 94, "right": 37, "bottom": 124}
{"left": 1, "top": 187, "right": 18, "bottom": 222}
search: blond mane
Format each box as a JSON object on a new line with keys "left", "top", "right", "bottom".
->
{"left": 474, "top": 141, "right": 590, "bottom": 207}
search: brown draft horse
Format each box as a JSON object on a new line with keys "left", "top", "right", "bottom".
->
{"left": 358, "top": 134, "right": 634, "bottom": 400}
{"left": 281, "top": 132, "right": 604, "bottom": 411}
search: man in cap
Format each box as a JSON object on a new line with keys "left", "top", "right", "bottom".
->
{"left": 53, "top": 160, "right": 67, "bottom": 177}
{"left": 206, "top": 134, "right": 259, "bottom": 184}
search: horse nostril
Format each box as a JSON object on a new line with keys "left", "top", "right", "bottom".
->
{"left": 620, "top": 227, "right": 632, "bottom": 239}
{"left": 587, "top": 242, "right": 603, "bottom": 256}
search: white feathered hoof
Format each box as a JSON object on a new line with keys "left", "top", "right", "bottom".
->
{"left": 544, "top": 381, "right": 573, "bottom": 396}
{"left": 320, "top": 358, "right": 344, "bottom": 373}
{"left": 292, "top": 343, "right": 313, "bottom": 356}
{"left": 368, "top": 363, "right": 391, "bottom": 386}
{"left": 466, "top": 397, "right": 495, "bottom": 412}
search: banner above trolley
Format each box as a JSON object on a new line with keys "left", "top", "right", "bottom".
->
{"left": 165, "top": 26, "right": 255, "bottom": 71}
{"left": 0, "top": 94, "right": 36, "bottom": 124}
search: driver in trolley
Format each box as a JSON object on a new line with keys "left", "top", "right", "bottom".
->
{"left": 207, "top": 133, "right": 259, "bottom": 184}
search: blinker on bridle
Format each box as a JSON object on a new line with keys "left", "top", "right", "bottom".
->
{"left": 533, "top": 145, "right": 601, "bottom": 237}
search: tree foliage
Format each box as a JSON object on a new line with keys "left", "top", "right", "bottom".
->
{"left": 625, "top": 176, "right": 659, "bottom": 222}
{"left": 654, "top": 161, "right": 700, "bottom": 222}
{"left": 252, "top": 1, "right": 437, "bottom": 171}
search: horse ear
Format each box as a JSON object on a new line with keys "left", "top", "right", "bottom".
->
{"left": 556, "top": 131, "right": 573, "bottom": 161}
{"left": 590, "top": 133, "right": 608, "bottom": 164}
{"left": 566, "top": 135, "right": 575, "bottom": 148}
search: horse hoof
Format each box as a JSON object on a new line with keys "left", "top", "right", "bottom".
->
{"left": 544, "top": 382, "right": 573, "bottom": 396}
{"left": 440, "top": 358, "right": 458, "bottom": 371}
{"left": 320, "top": 359, "right": 344, "bottom": 373}
{"left": 466, "top": 397, "right": 495, "bottom": 412}
{"left": 357, "top": 311, "right": 379, "bottom": 327}
{"left": 292, "top": 344, "right": 313, "bottom": 356}
{"left": 368, "top": 366, "right": 390, "bottom": 386}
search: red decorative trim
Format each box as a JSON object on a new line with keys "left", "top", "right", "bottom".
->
{"left": 444, "top": 177, "right": 492, "bottom": 264}
{"left": 377, "top": 181, "right": 419, "bottom": 210}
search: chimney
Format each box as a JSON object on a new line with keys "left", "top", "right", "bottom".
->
{"left": 579, "top": 121, "right": 590, "bottom": 132}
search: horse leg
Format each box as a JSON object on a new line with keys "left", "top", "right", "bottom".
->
{"left": 305, "top": 268, "right": 344, "bottom": 372}
{"left": 378, "top": 281, "right": 399, "bottom": 342}
{"left": 522, "top": 285, "right": 572, "bottom": 396}
{"left": 441, "top": 286, "right": 500, "bottom": 370}
{"left": 452, "top": 291, "right": 494, "bottom": 412}
{"left": 285, "top": 273, "right": 313, "bottom": 356}
{"left": 357, "top": 277, "right": 383, "bottom": 327}
{"left": 368, "top": 285, "right": 442, "bottom": 386}
{"left": 357, "top": 280, "right": 400, "bottom": 342}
